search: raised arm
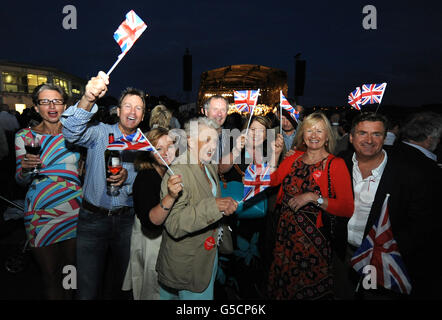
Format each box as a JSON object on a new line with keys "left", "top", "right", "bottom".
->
{"left": 61, "top": 71, "right": 109, "bottom": 147}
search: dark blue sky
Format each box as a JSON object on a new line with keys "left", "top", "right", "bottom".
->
{"left": 1, "top": 0, "right": 441, "bottom": 107}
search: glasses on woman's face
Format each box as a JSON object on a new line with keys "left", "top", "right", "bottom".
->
{"left": 37, "top": 99, "right": 65, "bottom": 106}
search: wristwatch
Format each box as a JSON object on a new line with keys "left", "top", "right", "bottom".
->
{"left": 160, "top": 199, "right": 170, "bottom": 211}
{"left": 316, "top": 195, "right": 324, "bottom": 207}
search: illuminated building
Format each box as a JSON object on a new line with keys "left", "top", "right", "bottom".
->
{"left": 0, "top": 60, "right": 86, "bottom": 113}
{"left": 198, "top": 64, "right": 287, "bottom": 115}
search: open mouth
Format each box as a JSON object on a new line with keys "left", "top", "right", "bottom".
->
{"left": 206, "top": 149, "right": 215, "bottom": 158}
{"left": 48, "top": 111, "right": 58, "bottom": 117}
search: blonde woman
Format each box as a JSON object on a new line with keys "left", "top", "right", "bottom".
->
{"left": 122, "top": 127, "right": 182, "bottom": 299}
{"left": 268, "top": 112, "right": 354, "bottom": 300}
{"left": 149, "top": 105, "right": 172, "bottom": 129}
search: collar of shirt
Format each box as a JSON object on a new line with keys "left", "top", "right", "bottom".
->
{"left": 348, "top": 150, "right": 387, "bottom": 247}
{"left": 383, "top": 131, "right": 396, "bottom": 146}
{"left": 402, "top": 141, "right": 437, "bottom": 162}
{"left": 352, "top": 149, "right": 388, "bottom": 182}
{"left": 282, "top": 130, "right": 296, "bottom": 149}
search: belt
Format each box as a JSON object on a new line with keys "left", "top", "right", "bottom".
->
{"left": 82, "top": 199, "right": 130, "bottom": 216}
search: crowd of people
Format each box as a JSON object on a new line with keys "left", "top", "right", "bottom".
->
{"left": 1, "top": 71, "right": 442, "bottom": 300}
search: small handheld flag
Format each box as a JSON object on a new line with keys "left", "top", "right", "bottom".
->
{"left": 135, "top": 129, "right": 182, "bottom": 185}
{"left": 348, "top": 87, "right": 362, "bottom": 111}
{"left": 107, "top": 10, "right": 147, "bottom": 76}
{"left": 243, "top": 164, "right": 271, "bottom": 202}
{"left": 237, "top": 89, "right": 260, "bottom": 136}
{"left": 234, "top": 90, "right": 260, "bottom": 113}
{"left": 107, "top": 130, "right": 154, "bottom": 151}
{"left": 280, "top": 91, "right": 300, "bottom": 122}
{"left": 361, "top": 83, "right": 387, "bottom": 106}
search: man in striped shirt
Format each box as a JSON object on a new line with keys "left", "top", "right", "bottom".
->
{"left": 61, "top": 71, "right": 145, "bottom": 299}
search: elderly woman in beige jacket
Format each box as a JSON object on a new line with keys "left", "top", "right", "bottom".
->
{"left": 157, "top": 117, "right": 238, "bottom": 300}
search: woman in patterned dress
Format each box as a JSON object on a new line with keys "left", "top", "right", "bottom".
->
{"left": 267, "top": 112, "right": 354, "bottom": 300}
{"left": 15, "top": 84, "right": 82, "bottom": 299}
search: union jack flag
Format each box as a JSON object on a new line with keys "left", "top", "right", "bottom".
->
{"left": 280, "top": 91, "right": 299, "bottom": 122}
{"left": 107, "top": 130, "right": 154, "bottom": 151}
{"left": 234, "top": 90, "right": 259, "bottom": 113}
{"left": 243, "top": 164, "right": 271, "bottom": 202}
{"left": 348, "top": 87, "right": 362, "bottom": 111}
{"left": 361, "top": 83, "right": 387, "bottom": 105}
{"left": 113, "top": 10, "right": 147, "bottom": 57}
{"left": 351, "top": 194, "right": 412, "bottom": 295}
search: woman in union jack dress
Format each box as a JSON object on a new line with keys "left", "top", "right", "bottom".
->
{"left": 15, "top": 84, "right": 82, "bottom": 300}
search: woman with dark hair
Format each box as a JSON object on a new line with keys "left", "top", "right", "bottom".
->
{"left": 122, "top": 127, "right": 182, "bottom": 299}
{"left": 267, "top": 112, "right": 354, "bottom": 300}
{"left": 15, "top": 83, "right": 82, "bottom": 299}
{"left": 219, "top": 115, "right": 284, "bottom": 298}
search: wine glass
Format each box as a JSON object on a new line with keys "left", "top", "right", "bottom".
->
{"left": 106, "top": 152, "right": 123, "bottom": 196}
{"left": 24, "top": 136, "right": 42, "bottom": 174}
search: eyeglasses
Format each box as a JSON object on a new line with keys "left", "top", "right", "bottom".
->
{"left": 37, "top": 99, "right": 65, "bottom": 105}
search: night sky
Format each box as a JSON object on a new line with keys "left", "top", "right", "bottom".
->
{"left": 1, "top": 0, "right": 441, "bottom": 108}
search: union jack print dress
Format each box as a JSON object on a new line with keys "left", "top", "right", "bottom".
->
{"left": 15, "top": 128, "right": 82, "bottom": 247}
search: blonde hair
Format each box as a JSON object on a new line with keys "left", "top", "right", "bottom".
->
{"left": 294, "top": 112, "right": 336, "bottom": 154}
{"left": 134, "top": 127, "right": 169, "bottom": 171}
{"left": 149, "top": 105, "right": 172, "bottom": 129}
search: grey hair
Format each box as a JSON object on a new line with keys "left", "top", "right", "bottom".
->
{"left": 401, "top": 112, "right": 442, "bottom": 142}
{"left": 32, "top": 83, "right": 68, "bottom": 105}
{"left": 203, "top": 95, "right": 229, "bottom": 112}
{"left": 184, "top": 116, "right": 220, "bottom": 137}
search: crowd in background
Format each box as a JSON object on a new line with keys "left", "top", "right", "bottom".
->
{"left": 1, "top": 79, "right": 442, "bottom": 301}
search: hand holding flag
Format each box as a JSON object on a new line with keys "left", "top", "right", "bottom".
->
{"left": 107, "top": 129, "right": 184, "bottom": 187}
{"left": 83, "top": 71, "right": 109, "bottom": 104}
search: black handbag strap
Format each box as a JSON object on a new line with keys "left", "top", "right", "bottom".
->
{"left": 327, "top": 156, "right": 335, "bottom": 199}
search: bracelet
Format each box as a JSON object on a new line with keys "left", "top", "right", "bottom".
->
{"left": 159, "top": 198, "right": 170, "bottom": 211}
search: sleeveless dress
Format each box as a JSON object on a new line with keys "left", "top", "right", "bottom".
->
{"left": 268, "top": 156, "right": 333, "bottom": 300}
{"left": 15, "top": 128, "right": 82, "bottom": 248}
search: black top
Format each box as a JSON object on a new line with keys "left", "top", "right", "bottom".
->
{"left": 133, "top": 168, "right": 163, "bottom": 232}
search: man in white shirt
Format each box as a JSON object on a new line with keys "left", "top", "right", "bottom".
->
{"left": 347, "top": 115, "right": 388, "bottom": 250}
{"left": 335, "top": 112, "right": 440, "bottom": 299}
